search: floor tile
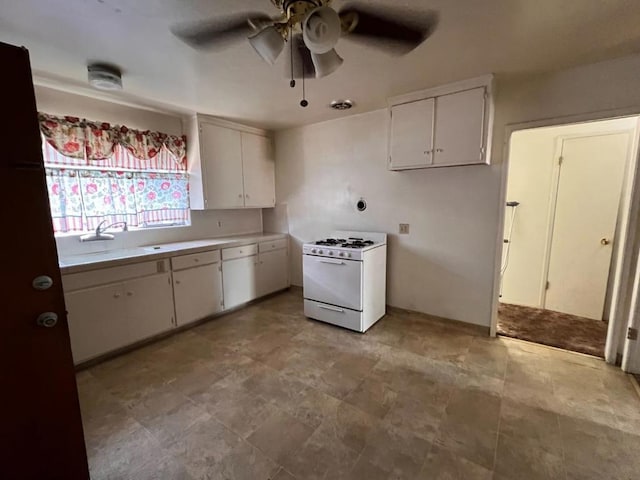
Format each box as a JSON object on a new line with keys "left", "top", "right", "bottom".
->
{"left": 418, "top": 445, "right": 492, "bottom": 480}
{"left": 494, "top": 433, "right": 565, "bottom": 480}
{"left": 246, "top": 409, "right": 315, "bottom": 464}
{"left": 165, "top": 416, "right": 242, "bottom": 478}
{"left": 344, "top": 378, "right": 398, "bottom": 418}
{"left": 77, "top": 291, "right": 640, "bottom": 480}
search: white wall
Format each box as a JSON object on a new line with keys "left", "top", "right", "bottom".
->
{"left": 35, "top": 87, "right": 263, "bottom": 257}
{"left": 272, "top": 110, "right": 500, "bottom": 326}
{"left": 269, "top": 53, "right": 640, "bottom": 328}
{"left": 501, "top": 118, "right": 638, "bottom": 308}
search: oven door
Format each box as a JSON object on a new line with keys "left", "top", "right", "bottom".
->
{"left": 303, "top": 255, "right": 363, "bottom": 311}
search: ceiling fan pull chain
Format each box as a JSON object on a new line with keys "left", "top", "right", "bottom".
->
{"left": 289, "top": 29, "right": 296, "bottom": 88}
{"left": 300, "top": 36, "right": 308, "bottom": 108}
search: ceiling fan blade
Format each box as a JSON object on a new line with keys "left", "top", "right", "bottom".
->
{"left": 284, "top": 34, "right": 316, "bottom": 79}
{"left": 339, "top": 4, "right": 439, "bottom": 55}
{"left": 171, "top": 12, "right": 273, "bottom": 50}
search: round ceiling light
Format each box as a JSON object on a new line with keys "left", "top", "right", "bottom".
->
{"left": 330, "top": 99, "right": 354, "bottom": 110}
{"left": 87, "top": 64, "right": 123, "bottom": 91}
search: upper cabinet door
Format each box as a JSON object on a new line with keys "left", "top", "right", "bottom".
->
{"left": 200, "top": 122, "right": 245, "bottom": 209}
{"left": 433, "top": 87, "right": 487, "bottom": 167}
{"left": 241, "top": 132, "right": 276, "bottom": 208}
{"left": 389, "top": 98, "right": 435, "bottom": 170}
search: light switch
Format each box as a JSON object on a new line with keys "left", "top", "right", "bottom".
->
{"left": 399, "top": 224, "right": 410, "bottom": 234}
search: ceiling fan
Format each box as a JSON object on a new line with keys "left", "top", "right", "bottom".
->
{"left": 172, "top": 0, "right": 439, "bottom": 106}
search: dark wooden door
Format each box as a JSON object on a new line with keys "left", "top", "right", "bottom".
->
{"left": 0, "top": 42, "right": 89, "bottom": 479}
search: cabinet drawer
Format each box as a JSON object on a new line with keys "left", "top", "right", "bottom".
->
{"left": 222, "top": 243, "right": 258, "bottom": 260}
{"left": 304, "top": 299, "right": 362, "bottom": 332}
{"left": 259, "top": 238, "right": 287, "bottom": 253}
{"left": 172, "top": 250, "right": 221, "bottom": 271}
{"left": 63, "top": 260, "right": 169, "bottom": 291}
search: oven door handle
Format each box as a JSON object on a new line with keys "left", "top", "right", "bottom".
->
{"left": 318, "top": 259, "right": 345, "bottom": 265}
{"left": 318, "top": 305, "right": 345, "bottom": 313}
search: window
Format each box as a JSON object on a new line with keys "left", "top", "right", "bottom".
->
{"left": 39, "top": 114, "right": 190, "bottom": 234}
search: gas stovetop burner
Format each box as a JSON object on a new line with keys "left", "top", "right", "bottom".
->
{"left": 315, "top": 237, "right": 375, "bottom": 249}
{"left": 315, "top": 238, "right": 347, "bottom": 246}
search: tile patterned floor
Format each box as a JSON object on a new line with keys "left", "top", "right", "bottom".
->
{"left": 77, "top": 290, "right": 640, "bottom": 480}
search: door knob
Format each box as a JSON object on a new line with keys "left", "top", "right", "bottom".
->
{"left": 601, "top": 238, "right": 611, "bottom": 246}
{"left": 36, "top": 312, "right": 58, "bottom": 328}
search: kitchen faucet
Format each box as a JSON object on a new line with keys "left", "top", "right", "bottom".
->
{"left": 80, "top": 220, "right": 128, "bottom": 242}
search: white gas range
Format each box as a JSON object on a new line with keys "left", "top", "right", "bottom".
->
{"left": 303, "top": 231, "right": 387, "bottom": 332}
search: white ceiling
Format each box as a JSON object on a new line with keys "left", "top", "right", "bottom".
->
{"left": 2, "top": 0, "right": 640, "bottom": 130}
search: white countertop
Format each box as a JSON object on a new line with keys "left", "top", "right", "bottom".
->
{"left": 59, "top": 233, "right": 288, "bottom": 274}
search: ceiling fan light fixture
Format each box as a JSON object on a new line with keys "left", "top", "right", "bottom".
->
{"left": 302, "top": 6, "right": 342, "bottom": 54}
{"left": 248, "top": 25, "right": 285, "bottom": 64}
{"left": 311, "top": 48, "right": 343, "bottom": 78}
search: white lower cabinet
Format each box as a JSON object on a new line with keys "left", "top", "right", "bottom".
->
{"left": 65, "top": 283, "right": 128, "bottom": 364}
{"left": 173, "top": 263, "right": 224, "bottom": 326}
{"left": 65, "top": 272, "right": 174, "bottom": 364}
{"left": 222, "top": 255, "right": 258, "bottom": 309}
{"left": 124, "top": 273, "right": 175, "bottom": 340}
{"left": 257, "top": 248, "right": 288, "bottom": 297}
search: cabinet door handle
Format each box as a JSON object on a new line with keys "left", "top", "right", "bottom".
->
{"left": 238, "top": 193, "right": 243, "bottom": 198}
{"left": 113, "top": 293, "right": 121, "bottom": 299}
{"left": 245, "top": 194, "right": 250, "bottom": 198}
{"left": 175, "top": 280, "right": 181, "bottom": 285}
{"left": 436, "top": 148, "right": 444, "bottom": 153}
{"left": 126, "top": 291, "right": 133, "bottom": 296}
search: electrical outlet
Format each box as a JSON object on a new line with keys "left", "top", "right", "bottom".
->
{"left": 399, "top": 223, "right": 410, "bottom": 234}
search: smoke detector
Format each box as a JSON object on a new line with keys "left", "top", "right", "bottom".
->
{"left": 330, "top": 99, "right": 354, "bottom": 110}
{"left": 87, "top": 64, "right": 123, "bottom": 91}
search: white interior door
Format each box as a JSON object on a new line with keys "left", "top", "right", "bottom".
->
{"left": 545, "top": 133, "right": 629, "bottom": 319}
{"left": 389, "top": 98, "right": 434, "bottom": 170}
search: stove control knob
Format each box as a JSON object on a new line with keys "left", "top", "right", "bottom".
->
{"left": 329, "top": 251, "right": 334, "bottom": 256}
{"left": 347, "top": 253, "right": 352, "bottom": 258}
{"left": 311, "top": 248, "right": 316, "bottom": 254}
{"left": 338, "top": 252, "right": 344, "bottom": 257}
{"left": 318, "top": 250, "right": 323, "bottom": 255}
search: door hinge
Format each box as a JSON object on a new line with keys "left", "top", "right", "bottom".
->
{"left": 546, "top": 281, "right": 550, "bottom": 290}
{"left": 628, "top": 327, "right": 638, "bottom": 341}
{"left": 558, "top": 156, "right": 563, "bottom": 166}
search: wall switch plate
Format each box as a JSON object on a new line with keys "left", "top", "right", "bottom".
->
{"left": 399, "top": 224, "right": 410, "bottom": 234}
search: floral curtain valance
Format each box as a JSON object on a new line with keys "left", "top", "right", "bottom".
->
{"left": 38, "top": 113, "right": 187, "bottom": 166}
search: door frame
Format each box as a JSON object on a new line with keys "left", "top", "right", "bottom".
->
{"left": 490, "top": 109, "right": 640, "bottom": 366}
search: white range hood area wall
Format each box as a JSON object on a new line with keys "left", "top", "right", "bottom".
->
{"left": 271, "top": 53, "right": 640, "bottom": 328}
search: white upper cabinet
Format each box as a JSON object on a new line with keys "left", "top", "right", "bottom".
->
{"left": 241, "top": 132, "right": 276, "bottom": 208}
{"left": 188, "top": 115, "right": 276, "bottom": 210}
{"left": 200, "top": 122, "right": 244, "bottom": 209}
{"left": 433, "top": 87, "right": 487, "bottom": 167}
{"left": 389, "top": 98, "right": 435, "bottom": 170}
{"left": 388, "top": 76, "right": 493, "bottom": 170}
